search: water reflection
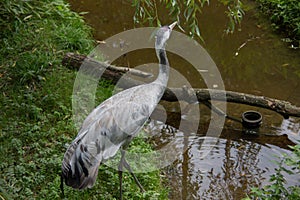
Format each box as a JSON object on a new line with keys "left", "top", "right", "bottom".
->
{"left": 160, "top": 135, "right": 299, "bottom": 199}
{"left": 144, "top": 120, "right": 300, "bottom": 200}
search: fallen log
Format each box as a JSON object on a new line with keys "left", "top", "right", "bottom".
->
{"left": 62, "top": 52, "right": 152, "bottom": 78}
{"left": 62, "top": 53, "right": 300, "bottom": 118}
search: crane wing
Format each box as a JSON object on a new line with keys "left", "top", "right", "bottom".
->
{"left": 80, "top": 83, "right": 163, "bottom": 136}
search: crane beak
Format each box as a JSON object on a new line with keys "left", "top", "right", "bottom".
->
{"left": 168, "top": 21, "right": 177, "bottom": 30}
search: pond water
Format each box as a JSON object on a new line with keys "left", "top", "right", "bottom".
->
{"left": 68, "top": 0, "right": 300, "bottom": 199}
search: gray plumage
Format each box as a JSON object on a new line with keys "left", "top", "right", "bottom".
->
{"left": 61, "top": 22, "right": 177, "bottom": 191}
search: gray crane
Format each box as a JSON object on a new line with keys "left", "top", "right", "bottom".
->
{"left": 61, "top": 22, "right": 177, "bottom": 199}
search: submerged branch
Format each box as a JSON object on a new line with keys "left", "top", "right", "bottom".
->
{"left": 62, "top": 53, "right": 300, "bottom": 118}
{"left": 162, "top": 88, "right": 300, "bottom": 118}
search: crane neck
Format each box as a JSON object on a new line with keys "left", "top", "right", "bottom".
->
{"left": 155, "top": 47, "right": 169, "bottom": 86}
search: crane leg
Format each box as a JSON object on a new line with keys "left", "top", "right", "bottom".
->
{"left": 123, "top": 158, "right": 145, "bottom": 193}
{"left": 120, "top": 150, "right": 145, "bottom": 193}
{"left": 118, "top": 159, "right": 123, "bottom": 200}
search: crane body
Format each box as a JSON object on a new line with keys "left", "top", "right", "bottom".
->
{"left": 61, "top": 22, "right": 176, "bottom": 198}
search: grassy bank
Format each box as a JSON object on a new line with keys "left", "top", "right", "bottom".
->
{"left": 256, "top": 0, "right": 300, "bottom": 44}
{"left": 0, "top": 0, "right": 167, "bottom": 199}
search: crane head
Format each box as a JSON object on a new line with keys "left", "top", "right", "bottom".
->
{"left": 155, "top": 21, "right": 177, "bottom": 49}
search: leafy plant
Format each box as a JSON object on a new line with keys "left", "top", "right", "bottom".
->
{"left": 256, "top": 0, "right": 300, "bottom": 43}
{"left": 132, "top": 0, "right": 244, "bottom": 39}
{"left": 243, "top": 143, "right": 300, "bottom": 200}
{"left": 221, "top": 0, "right": 244, "bottom": 34}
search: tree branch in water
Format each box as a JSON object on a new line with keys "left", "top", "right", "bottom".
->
{"left": 62, "top": 53, "right": 300, "bottom": 119}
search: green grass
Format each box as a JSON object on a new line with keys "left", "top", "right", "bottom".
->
{"left": 0, "top": 0, "right": 168, "bottom": 199}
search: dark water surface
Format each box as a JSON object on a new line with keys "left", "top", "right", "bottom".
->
{"left": 68, "top": 0, "right": 300, "bottom": 199}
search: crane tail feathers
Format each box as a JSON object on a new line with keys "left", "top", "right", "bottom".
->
{"left": 62, "top": 162, "right": 100, "bottom": 190}
{"left": 61, "top": 138, "right": 101, "bottom": 190}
